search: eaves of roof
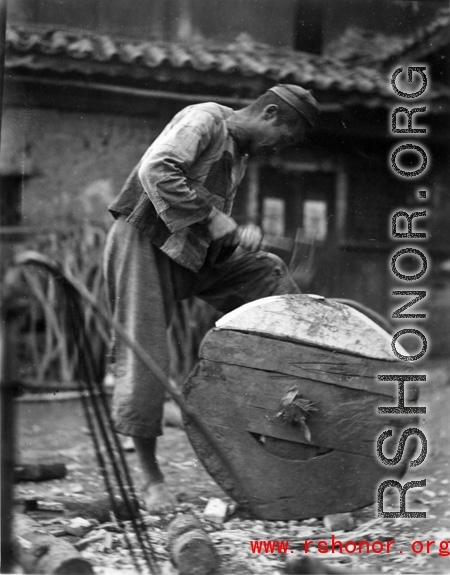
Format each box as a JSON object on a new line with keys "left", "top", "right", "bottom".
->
{"left": 5, "top": 24, "right": 450, "bottom": 107}
{"left": 380, "top": 7, "right": 450, "bottom": 66}
{"left": 328, "top": 6, "right": 450, "bottom": 68}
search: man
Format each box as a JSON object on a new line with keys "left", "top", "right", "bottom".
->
{"left": 104, "top": 84, "right": 319, "bottom": 512}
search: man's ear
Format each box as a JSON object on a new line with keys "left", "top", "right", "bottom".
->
{"left": 262, "top": 104, "right": 278, "bottom": 120}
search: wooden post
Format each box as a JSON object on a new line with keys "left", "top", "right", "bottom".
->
{"left": 246, "top": 161, "right": 260, "bottom": 225}
{"left": 0, "top": 0, "right": 20, "bottom": 559}
{"left": 0, "top": 304, "right": 18, "bottom": 573}
{"left": 0, "top": 0, "right": 6, "bottom": 138}
{"left": 335, "top": 163, "right": 348, "bottom": 242}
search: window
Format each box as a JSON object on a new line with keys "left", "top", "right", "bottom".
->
{"left": 262, "top": 198, "right": 286, "bottom": 236}
{"left": 303, "top": 199, "right": 328, "bottom": 241}
{"left": 259, "top": 165, "right": 335, "bottom": 240}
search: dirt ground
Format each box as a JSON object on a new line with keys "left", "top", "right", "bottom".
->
{"left": 11, "top": 357, "right": 450, "bottom": 575}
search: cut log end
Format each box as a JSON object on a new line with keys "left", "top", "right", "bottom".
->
{"left": 14, "top": 461, "right": 67, "bottom": 482}
{"left": 167, "top": 513, "right": 203, "bottom": 549}
{"left": 53, "top": 558, "right": 95, "bottom": 575}
{"left": 171, "top": 529, "right": 218, "bottom": 575}
{"left": 168, "top": 514, "right": 219, "bottom": 575}
{"left": 14, "top": 513, "right": 94, "bottom": 575}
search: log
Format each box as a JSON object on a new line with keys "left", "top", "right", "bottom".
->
{"left": 167, "top": 514, "right": 218, "bottom": 575}
{"left": 16, "top": 495, "right": 136, "bottom": 523}
{"left": 14, "top": 513, "right": 94, "bottom": 574}
{"left": 14, "top": 461, "right": 66, "bottom": 482}
{"left": 58, "top": 495, "right": 138, "bottom": 523}
{"left": 167, "top": 513, "right": 203, "bottom": 547}
{"left": 171, "top": 530, "right": 218, "bottom": 575}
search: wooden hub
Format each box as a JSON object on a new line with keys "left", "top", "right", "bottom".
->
{"left": 183, "top": 295, "right": 419, "bottom": 520}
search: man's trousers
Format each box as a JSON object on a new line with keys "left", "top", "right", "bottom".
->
{"left": 103, "top": 217, "right": 300, "bottom": 437}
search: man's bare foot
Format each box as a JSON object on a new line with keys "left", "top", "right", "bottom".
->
{"left": 142, "top": 481, "right": 177, "bottom": 514}
{"left": 131, "top": 436, "right": 177, "bottom": 513}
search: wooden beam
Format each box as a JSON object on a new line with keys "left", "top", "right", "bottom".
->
{"left": 5, "top": 75, "right": 343, "bottom": 112}
{"left": 200, "top": 329, "right": 416, "bottom": 397}
{"left": 188, "top": 357, "right": 417, "bottom": 457}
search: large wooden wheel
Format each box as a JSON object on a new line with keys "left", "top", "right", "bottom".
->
{"left": 183, "top": 295, "right": 419, "bottom": 520}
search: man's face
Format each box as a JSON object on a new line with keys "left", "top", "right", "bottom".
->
{"left": 249, "top": 107, "right": 309, "bottom": 156}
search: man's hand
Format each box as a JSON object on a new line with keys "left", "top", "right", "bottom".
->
{"left": 206, "top": 206, "right": 239, "bottom": 247}
{"left": 206, "top": 208, "right": 263, "bottom": 252}
{"left": 235, "top": 223, "right": 263, "bottom": 252}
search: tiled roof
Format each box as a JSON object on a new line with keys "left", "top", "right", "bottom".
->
{"left": 326, "top": 7, "right": 450, "bottom": 67}
{"left": 379, "top": 7, "right": 450, "bottom": 65}
{"left": 5, "top": 24, "right": 449, "bottom": 106}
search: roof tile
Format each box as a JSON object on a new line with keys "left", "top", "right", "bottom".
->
{"left": 97, "top": 35, "right": 120, "bottom": 61}
{"left": 5, "top": 23, "right": 448, "bottom": 105}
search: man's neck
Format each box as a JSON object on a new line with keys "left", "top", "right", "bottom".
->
{"left": 226, "top": 111, "right": 252, "bottom": 155}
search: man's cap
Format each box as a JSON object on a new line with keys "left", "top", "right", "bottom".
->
{"left": 268, "top": 84, "right": 320, "bottom": 127}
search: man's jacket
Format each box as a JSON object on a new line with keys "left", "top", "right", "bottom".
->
{"left": 108, "top": 102, "right": 248, "bottom": 272}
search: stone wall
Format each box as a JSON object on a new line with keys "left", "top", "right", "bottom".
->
{"left": 1, "top": 107, "right": 164, "bottom": 226}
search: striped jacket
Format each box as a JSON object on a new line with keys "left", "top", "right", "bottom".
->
{"left": 108, "top": 102, "right": 248, "bottom": 272}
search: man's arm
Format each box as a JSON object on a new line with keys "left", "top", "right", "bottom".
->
{"left": 206, "top": 207, "right": 262, "bottom": 251}
{"left": 138, "top": 108, "right": 220, "bottom": 233}
{"left": 139, "top": 106, "right": 263, "bottom": 250}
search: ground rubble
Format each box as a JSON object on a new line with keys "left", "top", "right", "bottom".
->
{"left": 13, "top": 371, "right": 450, "bottom": 575}
{"left": 13, "top": 473, "right": 450, "bottom": 575}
